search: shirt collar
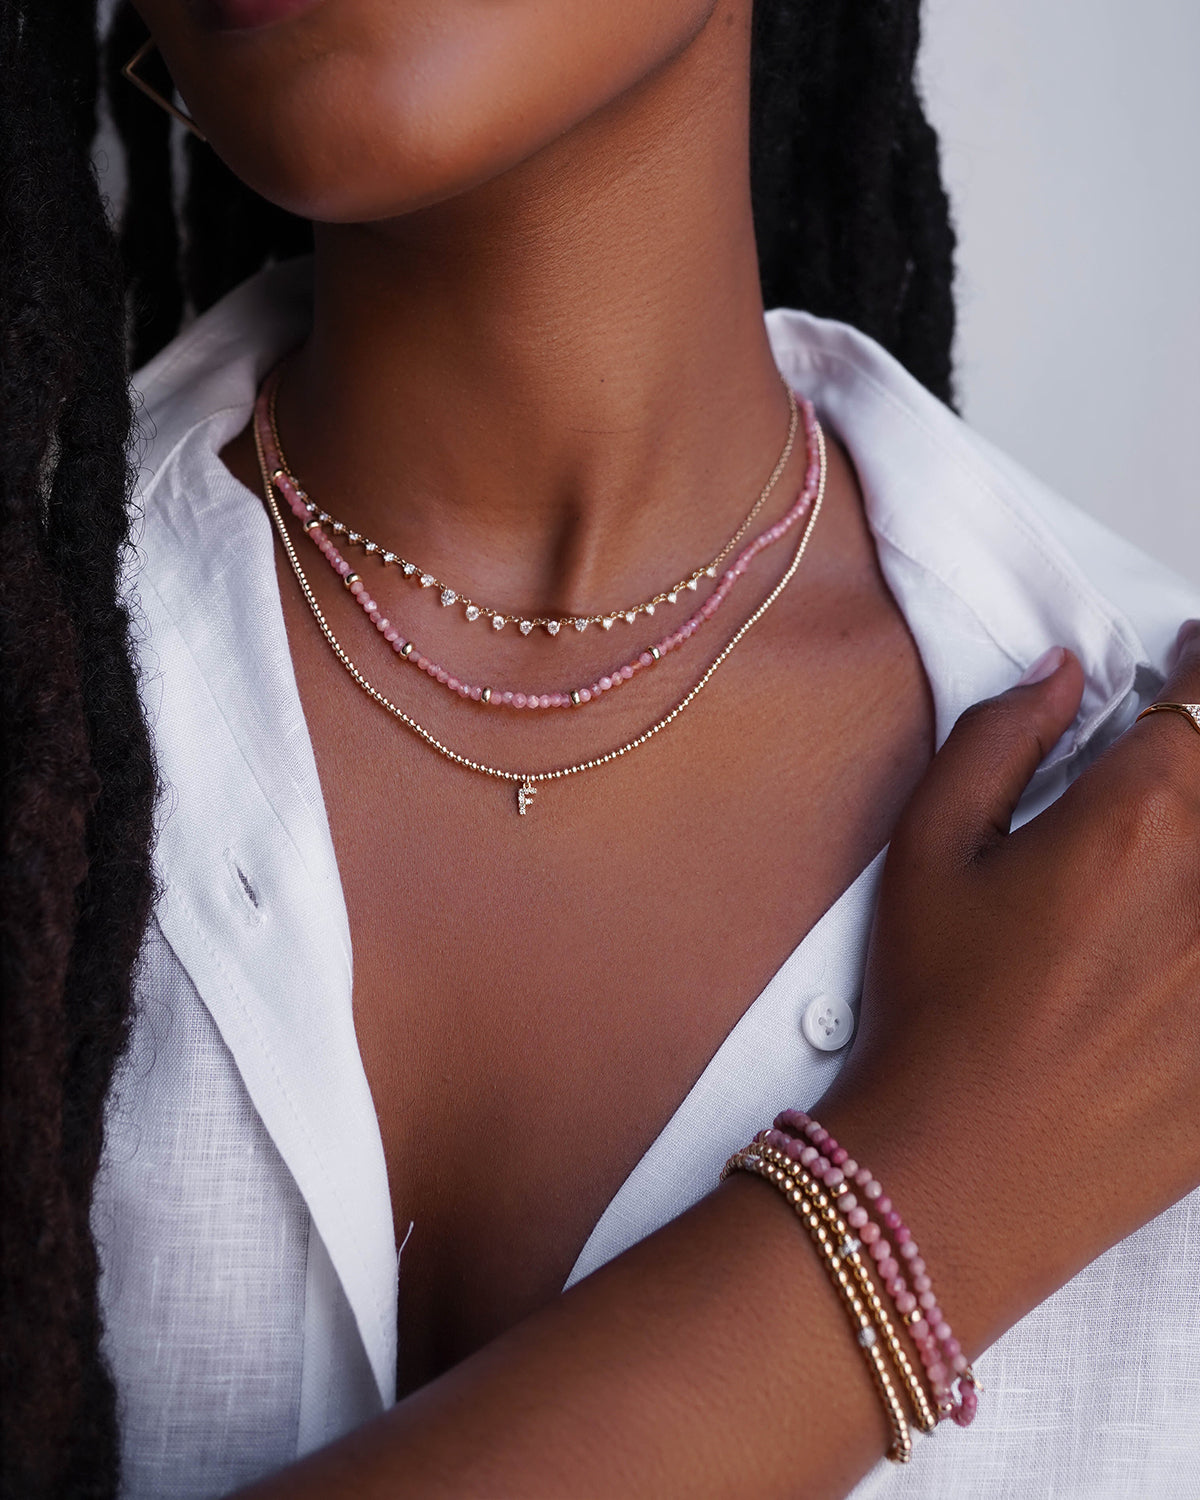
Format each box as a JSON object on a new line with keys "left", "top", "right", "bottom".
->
{"left": 766, "top": 308, "right": 1148, "bottom": 767}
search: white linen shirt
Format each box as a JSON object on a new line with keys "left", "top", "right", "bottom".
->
{"left": 95, "top": 260, "right": 1200, "bottom": 1500}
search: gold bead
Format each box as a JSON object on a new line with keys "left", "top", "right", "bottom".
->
{"left": 343, "top": 572, "right": 360, "bottom": 589}
{"left": 481, "top": 687, "right": 492, "bottom": 704}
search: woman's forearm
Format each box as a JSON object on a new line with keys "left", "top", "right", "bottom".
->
{"left": 238, "top": 1174, "right": 899, "bottom": 1500}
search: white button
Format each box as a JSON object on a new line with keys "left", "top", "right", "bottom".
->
{"left": 801, "top": 994, "right": 854, "bottom": 1051}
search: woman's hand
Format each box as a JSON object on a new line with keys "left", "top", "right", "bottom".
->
{"left": 820, "top": 625, "right": 1200, "bottom": 1358}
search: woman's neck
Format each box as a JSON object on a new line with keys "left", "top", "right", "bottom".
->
{"left": 273, "top": 6, "right": 795, "bottom": 615}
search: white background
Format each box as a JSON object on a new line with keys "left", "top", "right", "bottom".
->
{"left": 920, "top": 0, "right": 1200, "bottom": 581}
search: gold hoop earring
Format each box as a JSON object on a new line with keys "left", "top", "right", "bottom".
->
{"left": 121, "top": 39, "right": 207, "bottom": 142}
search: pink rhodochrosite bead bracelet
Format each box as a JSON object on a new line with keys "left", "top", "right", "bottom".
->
{"left": 770, "top": 1109, "right": 981, "bottom": 1428}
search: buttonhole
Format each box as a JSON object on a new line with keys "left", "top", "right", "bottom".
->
{"left": 224, "top": 847, "right": 263, "bottom": 920}
{"left": 235, "top": 865, "right": 259, "bottom": 908}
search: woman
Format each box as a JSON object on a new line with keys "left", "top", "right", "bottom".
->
{"left": 3, "top": 1, "right": 1198, "bottom": 1497}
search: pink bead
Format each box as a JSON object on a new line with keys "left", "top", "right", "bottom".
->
{"left": 899, "top": 1240, "right": 919, "bottom": 1259}
{"left": 349, "top": 579, "right": 364, "bottom": 594}
{"left": 935, "top": 1321, "right": 953, "bottom": 1343}
{"left": 513, "top": 693, "right": 527, "bottom": 707}
{"left": 943, "top": 1337, "right": 962, "bottom": 1359}
{"left": 928, "top": 1361, "right": 948, "bottom": 1384}
{"left": 952, "top": 1354, "right": 969, "bottom": 1375}
{"left": 470, "top": 687, "right": 482, "bottom": 701}
{"left": 864, "top": 1181, "right": 882, "bottom": 1200}
{"left": 877, "top": 1198, "right": 893, "bottom": 1217}
{"left": 360, "top": 597, "right": 376, "bottom": 613}
{"left": 909, "top": 1318, "right": 929, "bottom": 1342}
{"left": 799, "top": 1146, "right": 819, "bottom": 1167}
{"left": 909, "top": 1258, "right": 926, "bottom": 1277}
{"left": 457, "top": 684, "right": 469, "bottom": 697}
{"left": 869, "top": 1238, "right": 891, "bottom": 1262}
{"left": 600, "top": 677, "right": 612, "bottom": 692}
{"left": 446, "top": 677, "right": 460, "bottom": 692}
{"left": 578, "top": 688, "right": 591, "bottom": 703}
{"left": 847, "top": 1207, "right": 868, "bottom": 1229}
{"left": 839, "top": 1193, "right": 857, "bottom": 1212}
{"left": 384, "top": 628, "right": 399, "bottom": 643}
{"left": 501, "top": 691, "right": 514, "bottom": 705}
{"left": 620, "top": 665, "right": 634, "bottom": 679}
{"left": 918, "top": 1291, "right": 937, "bottom": 1310}
{"left": 435, "top": 669, "right": 448, "bottom": 683}
{"left": 842, "top": 1160, "right": 858, "bottom": 1177}
{"left": 878, "top": 1257, "right": 899, "bottom": 1281}
{"left": 895, "top": 1291, "right": 917, "bottom": 1315}
{"left": 337, "top": 560, "right": 351, "bottom": 576}
{"left": 415, "top": 656, "right": 429, "bottom": 671}
{"left": 860, "top": 1222, "right": 880, "bottom": 1245}
{"left": 822, "top": 1167, "right": 844, "bottom": 1188}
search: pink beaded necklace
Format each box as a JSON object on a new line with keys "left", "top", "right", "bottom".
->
{"left": 255, "top": 382, "right": 823, "bottom": 711}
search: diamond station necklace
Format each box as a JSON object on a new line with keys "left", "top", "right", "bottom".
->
{"left": 267, "top": 371, "right": 799, "bottom": 637}
{"left": 254, "top": 370, "right": 827, "bottom": 815}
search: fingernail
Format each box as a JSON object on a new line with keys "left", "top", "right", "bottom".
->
{"left": 1017, "top": 646, "right": 1066, "bottom": 686}
{"left": 1176, "top": 619, "right": 1200, "bottom": 648}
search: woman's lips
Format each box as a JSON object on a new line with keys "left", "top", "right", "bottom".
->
{"left": 189, "top": 0, "right": 325, "bottom": 32}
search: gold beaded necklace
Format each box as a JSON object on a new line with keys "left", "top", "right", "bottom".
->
{"left": 254, "top": 398, "right": 827, "bottom": 816}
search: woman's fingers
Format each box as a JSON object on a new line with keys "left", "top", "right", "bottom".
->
{"left": 893, "top": 646, "right": 1085, "bottom": 868}
{"left": 1131, "top": 621, "right": 1200, "bottom": 756}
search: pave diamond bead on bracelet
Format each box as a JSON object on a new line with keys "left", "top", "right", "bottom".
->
{"left": 722, "top": 1143, "right": 915, "bottom": 1463}
{"left": 771, "top": 1110, "right": 980, "bottom": 1427}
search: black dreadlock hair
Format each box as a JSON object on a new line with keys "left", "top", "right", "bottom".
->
{"left": 0, "top": 1, "right": 956, "bottom": 1495}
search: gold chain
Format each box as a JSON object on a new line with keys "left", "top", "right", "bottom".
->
{"left": 254, "top": 404, "right": 826, "bottom": 814}
{"left": 267, "top": 374, "right": 799, "bottom": 635}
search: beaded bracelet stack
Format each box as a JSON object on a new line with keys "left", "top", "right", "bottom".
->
{"left": 722, "top": 1108, "right": 980, "bottom": 1465}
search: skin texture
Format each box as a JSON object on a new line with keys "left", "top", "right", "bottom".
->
{"left": 130, "top": 0, "right": 1200, "bottom": 1494}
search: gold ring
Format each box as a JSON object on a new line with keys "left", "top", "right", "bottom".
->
{"left": 1135, "top": 702, "right": 1200, "bottom": 736}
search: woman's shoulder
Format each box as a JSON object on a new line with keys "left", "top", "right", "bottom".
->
{"left": 767, "top": 306, "right": 1200, "bottom": 675}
